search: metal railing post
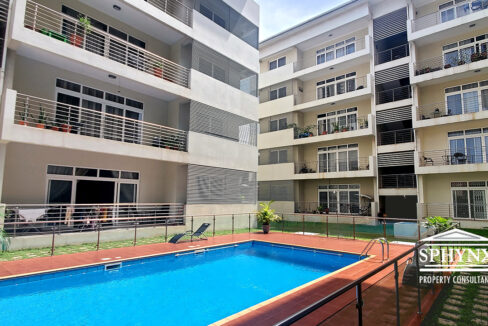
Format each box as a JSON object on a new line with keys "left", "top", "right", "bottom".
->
{"left": 417, "top": 220, "right": 421, "bottom": 241}
{"left": 96, "top": 222, "right": 101, "bottom": 250}
{"left": 282, "top": 213, "right": 285, "bottom": 233}
{"left": 133, "top": 222, "right": 138, "bottom": 246}
{"left": 232, "top": 214, "right": 234, "bottom": 234}
{"left": 248, "top": 213, "right": 251, "bottom": 233}
{"left": 415, "top": 246, "right": 422, "bottom": 316}
{"left": 326, "top": 215, "right": 329, "bottom": 237}
{"left": 383, "top": 220, "right": 387, "bottom": 239}
{"left": 302, "top": 214, "right": 305, "bottom": 235}
{"left": 165, "top": 219, "right": 168, "bottom": 242}
{"left": 394, "top": 261, "right": 400, "bottom": 326}
{"left": 190, "top": 216, "right": 194, "bottom": 242}
{"left": 356, "top": 283, "right": 363, "bottom": 326}
{"left": 213, "top": 215, "right": 216, "bottom": 237}
{"left": 353, "top": 216, "right": 356, "bottom": 240}
{"left": 50, "top": 226, "right": 55, "bottom": 256}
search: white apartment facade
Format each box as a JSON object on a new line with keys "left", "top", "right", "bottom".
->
{"left": 258, "top": 0, "right": 488, "bottom": 228}
{"left": 0, "top": 0, "right": 259, "bottom": 233}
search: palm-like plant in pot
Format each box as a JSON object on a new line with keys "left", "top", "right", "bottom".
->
{"left": 257, "top": 201, "right": 281, "bottom": 234}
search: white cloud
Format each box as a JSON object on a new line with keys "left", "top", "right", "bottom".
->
{"left": 255, "top": 0, "right": 348, "bottom": 41}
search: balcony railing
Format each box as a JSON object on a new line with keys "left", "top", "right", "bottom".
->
{"left": 419, "top": 147, "right": 488, "bottom": 167}
{"left": 294, "top": 36, "right": 366, "bottom": 71}
{"left": 293, "top": 116, "right": 369, "bottom": 139}
{"left": 413, "top": 0, "right": 488, "bottom": 31}
{"left": 376, "top": 85, "right": 411, "bottom": 105}
{"left": 315, "top": 75, "right": 369, "bottom": 102}
{"left": 378, "top": 128, "right": 414, "bottom": 146}
{"left": 3, "top": 203, "right": 185, "bottom": 237}
{"left": 145, "top": 0, "right": 193, "bottom": 27}
{"left": 295, "top": 157, "right": 370, "bottom": 174}
{"left": 419, "top": 203, "right": 488, "bottom": 220}
{"left": 379, "top": 174, "right": 417, "bottom": 188}
{"left": 415, "top": 51, "right": 488, "bottom": 76}
{"left": 24, "top": 0, "right": 190, "bottom": 88}
{"left": 14, "top": 93, "right": 188, "bottom": 151}
{"left": 294, "top": 202, "right": 371, "bottom": 216}
{"left": 418, "top": 94, "right": 488, "bottom": 120}
{"left": 375, "top": 44, "right": 409, "bottom": 65}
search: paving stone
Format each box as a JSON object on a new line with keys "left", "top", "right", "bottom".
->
{"left": 437, "top": 317, "right": 457, "bottom": 326}
{"left": 477, "top": 294, "right": 488, "bottom": 300}
{"left": 443, "top": 304, "right": 461, "bottom": 312}
{"left": 446, "top": 298, "right": 463, "bottom": 306}
{"left": 452, "top": 285, "right": 466, "bottom": 291}
{"left": 440, "top": 311, "right": 460, "bottom": 320}
{"left": 474, "top": 304, "right": 488, "bottom": 312}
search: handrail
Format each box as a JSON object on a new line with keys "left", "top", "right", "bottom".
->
{"left": 145, "top": 0, "right": 193, "bottom": 27}
{"left": 274, "top": 241, "right": 422, "bottom": 326}
{"left": 359, "top": 237, "right": 389, "bottom": 262}
{"left": 24, "top": 0, "right": 190, "bottom": 88}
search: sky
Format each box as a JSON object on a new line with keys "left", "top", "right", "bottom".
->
{"left": 255, "top": 0, "right": 350, "bottom": 41}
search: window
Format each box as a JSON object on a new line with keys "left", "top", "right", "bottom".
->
{"left": 318, "top": 184, "right": 360, "bottom": 214}
{"left": 451, "top": 181, "right": 488, "bottom": 219}
{"left": 55, "top": 78, "right": 143, "bottom": 143}
{"left": 317, "top": 72, "right": 357, "bottom": 99}
{"left": 316, "top": 37, "right": 356, "bottom": 65}
{"left": 442, "top": 33, "right": 488, "bottom": 67}
{"left": 439, "top": 0, "right": 485, "bottom": 24}
{"left": 269, "top": 86, "right": 287, "bottom": 101}
{"left": 317, "top": 107, "right": 358, "bottom": 134}
{"left": 445, "top": 80, "right": 488, "bottom": 115}
{"left": 448, "top": 128, "right": 488, "bottom": 164}
{"left": 318, "top": 144, "right": 359, "bottom": 173}
{"left": 269, "top": 117, "right": 287, "bottom": 132}
{"left": 270, "top": 149, "right": 288, "bottom": 164}
{"left": 269, "top": 57, "right": 286, "bottom": 70}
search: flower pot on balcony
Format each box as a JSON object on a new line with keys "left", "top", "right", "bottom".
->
{"left": 481, "top": 52, "right": 487, "bottom": 60}
{"left": 471, "top": 53, "right": 481, "bottom": 62}
{"left": 444, "top": 64, "right": 452, "bottom": 69}
{"left": 153, "top": 66, "right": 163, "bottom": 78}
{"left": 61, "top": 124, "right": 72, "bottom": 133}
{"left": 321, "top": 131, "right": 327, "bottom": 135}
{"left": 36, "top": 123, "right": 45, "bottom": 129}
{"left": 458, "top": 60, "right": 465, "bottom": 65}
{"left": 342, "top": 128, "right": 349, "bottom": 132}
{"left": 18, "top": 120, "right": 28, "bottom": 126}
{"left": 50, "top": 126, "right": 59, "bottom": 131}
{"left": 308, "top": 132, "right": 313, "bottom": 137}
{"left": 70, "top": 34, "right": 84, "bottom": 47}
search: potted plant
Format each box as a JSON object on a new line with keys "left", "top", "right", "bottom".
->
{"left": 332, "top": 122, "right": 340, "bottom": 133}
{"left": 444, "top": 64, "right": 451, "bottom": 69}
{"left": 0, "top": 230, "right": 10, "bottom": 252}
{"left": 321, "top": 130, "right": 328, "bottom": 135}
{"left": 71, "top": 16, "right": 91, "bottom": 47}
{"left": 325, "top": 207, "right": 329, "bottom": 214}
{"left": 153, "top": 62, "right": 163, "bottom": 78}
{"left": 471, "top": 52, "right": 481, "bottom": 62}
{"left": 481, "top": 51, "right": 487, "bottom": 60}
{"left": 342, "top": 126, "right": 349, "bottom": 132}
{"left": 458, "top": 60, "right": 465, "bottom": 65}
{"left": 61, "top": 123, "right": 72, "bottom": 133}
{"left": 257, "top": 201, "right": 281, "bottom": 234}
{"left": 36, "top": 105, "right": 47, "bottom": 129}
{"left": 317, "top": 205, "right": 324, "bottom": 214}
{"left": 18, "top": 102, "right": 31, "bottom": 126}
{"left": 423, "top": 216, "right": 454, "bottom": 234}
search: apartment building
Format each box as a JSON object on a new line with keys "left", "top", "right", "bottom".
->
{"left": 0, "top": 0, "right": 259, "bottom": 232}
{"left": 258, "top": 0, "right": 488, "bottom": 227}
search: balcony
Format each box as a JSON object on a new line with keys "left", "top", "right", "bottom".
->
{"left": 418, "top": 203, "right": 488, "bottom": 221}
{"left": 375, "top": 44, "right": 409, "bottom": 65}
{"left": 293, "top": 156, "right": 376, "bottom": 180}
{"left": 378, "top": 129, "right": 414, "bottom": 146}
{"left": 418, "top": 147, "right": 488, "bottom": 173}
{"left": 376, "top": 85, "right": 412, "bottom": 105}
{"left": 13, "top": 0, "right": 190, "bottom": 94}
{"left": 379, "top": 174, "right": 417, "bottom": 189}
{"left": 412, "top": 52, "right": 488, "bottom": 85}
{"left": 415, "top": 94, "right": 488, "bottom": 128}
{"left": 144, "top": 0, "right": 193, "bottom": 27}
{"left": 1, "top": 90, "right": 189, "bottom": 161}
{"left": 412, "top": 1, "right": 488, "bottom": 32}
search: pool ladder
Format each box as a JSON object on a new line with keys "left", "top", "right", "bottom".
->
{"left": 359, "top": 238, "right": 389, "bottom": 262}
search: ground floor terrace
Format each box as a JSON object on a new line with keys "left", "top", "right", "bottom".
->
{"left": 0, "top": 232, "right": 438, "bottom": 326}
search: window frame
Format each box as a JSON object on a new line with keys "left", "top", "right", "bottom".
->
{"left": 268, "top": 56, "right": 287, "bottom": 71}
{"left": 316, "top": 37, "right": 356, "bottom": 65}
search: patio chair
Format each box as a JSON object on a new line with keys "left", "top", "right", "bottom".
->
{"left": 168, "top": 223, "right": 211, "bottom": 244}
{"left": 422, "top": 156, "right": 434, "bottom": 166}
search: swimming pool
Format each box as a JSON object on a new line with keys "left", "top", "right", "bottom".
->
{"left": 0, "top": 241, "right": 362, "bottom": 325}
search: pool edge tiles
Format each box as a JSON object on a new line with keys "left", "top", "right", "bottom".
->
{"left": 212, "top": 252, "right": 374, "bottom": 326}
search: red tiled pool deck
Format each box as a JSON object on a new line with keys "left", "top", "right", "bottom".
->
{"left": 0, "top": 233, "right": 428, "bottom": 325}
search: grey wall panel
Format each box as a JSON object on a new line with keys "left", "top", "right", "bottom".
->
{"left": 375, "top": 64, "right": 409, "bottom": 85}
{"left": 373, "top": 8, "right": 407, "bottom": 41}
{"left": 258, "top": 181, "right": 294, "bottom": 202}
{"left": 378, "top": 151, "right": 414, "bottom": 167}
{"left": 376, "top": 106, "right": 412, "bottom": 124}
{"left": 187, "top": 165, "right": 257, "bottom": 204}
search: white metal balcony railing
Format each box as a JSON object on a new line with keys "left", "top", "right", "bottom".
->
{"left": 14, "top": 93, "right": 188, "bottom": 151}
{"left": 419, "top": 203, "right": 488, "bottom": 220}
{"left": 3, "top": 203, "right": 186, "bottom": 237}
{"left": 418, "top": 94, "right": 488, "bottom": 120}
{"left": 413, "top": 0, "right": 488, "bottom": 31}
{"left": 24, "top": 0, "right": 190, "bottom": 88}
{"left": 295, "top": 157, "right": 370, "bottom": 174}
{"left": 294, "top": 36, "right": 366, "bottom": 71}
{"left": 293, "top": 116, "right": 369, "bottom": 139}
{"left": 415, "top": 51, "right": 488, "bottom": 76}
{"left": 144, "top": 0, "right": 193, "bottom": 27}
{"left": 419, "top": 147, "right": 488, "bottom": 167}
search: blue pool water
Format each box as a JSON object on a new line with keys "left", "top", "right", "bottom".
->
{"left": 0, "top": 241, "right": 361, "bottom": 326}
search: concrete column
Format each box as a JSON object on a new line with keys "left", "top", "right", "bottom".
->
{"left": 0, "top": 142, "right": 6, "bottom": 230}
